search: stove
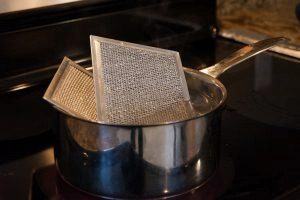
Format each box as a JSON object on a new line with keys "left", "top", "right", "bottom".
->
{"left": 1, "top": 0, "right": 300, "bottom": 200}
{"left": 31, "top": 154, "right": 233, "bottom": 200}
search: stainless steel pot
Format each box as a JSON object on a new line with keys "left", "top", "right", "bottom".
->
{"left": 54, "top": 37, "right": 286, "bottom": 199}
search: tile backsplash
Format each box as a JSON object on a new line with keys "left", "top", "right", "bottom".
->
{"left": 217, "top": 0, "right": 300, "bottom": 58}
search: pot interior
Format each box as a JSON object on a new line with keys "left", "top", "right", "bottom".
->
{"left": 184, "top": 69, "right": 227, "bottom": 119}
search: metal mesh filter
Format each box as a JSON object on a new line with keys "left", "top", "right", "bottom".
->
{"left": 90, "top": 36, "right": 192, "bottom": 125}
{"left": 43, "top": 57, "right": 97, "bottom": 122}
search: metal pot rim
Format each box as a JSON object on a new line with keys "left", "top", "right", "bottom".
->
{"left": 55, "top": 70, "right": 227, "bottom": 127}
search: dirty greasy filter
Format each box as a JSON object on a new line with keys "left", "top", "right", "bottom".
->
{"left": 90, "top": 36, "right": 193, "bottom": 125}
{"left": 43, "top": 57, "right": 97, "bottom": 122}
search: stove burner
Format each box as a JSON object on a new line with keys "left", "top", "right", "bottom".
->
{"left": 31, "top": 154, "right": 234, "bottom": 200}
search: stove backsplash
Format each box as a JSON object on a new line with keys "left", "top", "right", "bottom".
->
{"left": 217, "top": 0, "right": 300, "bottom": 58}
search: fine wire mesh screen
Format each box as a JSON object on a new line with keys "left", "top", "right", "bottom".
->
{"left": 43, "top": 57, "right": 97, "bottom": 122}
{"left": 91, "top": 36, "right": 192, "bottom": 125}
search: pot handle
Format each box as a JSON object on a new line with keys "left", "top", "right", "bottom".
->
{"left": 200, "top": 37, "right": 288, "bottom": 78}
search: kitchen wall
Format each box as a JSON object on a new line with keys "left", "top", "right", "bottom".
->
{"left": 217, "top": 0, "right": 300, "bottom": 58}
